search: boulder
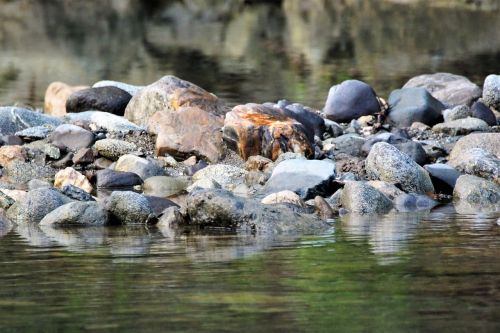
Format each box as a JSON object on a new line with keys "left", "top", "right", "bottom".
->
{"left": 44, "top": 82, "right": 89, "bottom": 116}
{"left": 366, "top": 142, "right": 434, "bottom": 194}
{"left": 106, "top": 191, "right": 154, "bottom": 225}
{"left": 94, "top": 139, "right": 137, "bottom": 160}
{"left": 442, "top": 105, "right": 471, "bottom": 122}
{"left": 340, "top": 181, "right": 393, "bottom": 214}
{"left": 448, "top": 133, "right": 500, "bottom": 163}
{"left": 147, "top": 107, "right": 224, "bottom": 163}
{"left": 482, "top": 74, "right": 500, "bottom": 109}
{"left": 66, "top": 86, "right": 132, "bottom": 115}
{"left": 423, "top": 163, "right": 461, "bottom": 194}
{"left": 49, "top": 124, "right": 95, "bottom": 152}
{"left": 54, "top": 167, "right": 93, "bottom": 193}
{"left": 387, "top": 88, "right": 445, "bottom": 127}
{"left": 403, "top": 73, "right": 481, "bottom": 107}
{"left": 143, "top": 176, "right": 190, "bottom": 197}
{"left": 261, "top": 190, "right": 306, "bottom": 207}
{"left": 0, "top": 107, "right": 62, "bottom": 136}
{"left": 432, "top": 117, "right": 489, "bottom": 135}
{"left": 114, "top": 154, "right": 165, "bottom": 180}
{"left": 223, "top": 103, "right": 314, "bottom": 161}
{"left": 92, "top": 80, "right": 144, "bottom": 96}
{"left": 471, "top": 101, "right": 497, "bottom": 126}
{"left": 39, "top": 202, "right": 108, "bottom": 226}
{"left": 323, "top": 80, "right": 380, "bottom": 123}
{"left": 453, "top": 175, "right": 499, "bottom": 207}
{"left": 448, "top": 148, "right": 500, "bottom": 184}
{"left": 96, "top": 169, "right": 143, "bottom": 188}
{"left": 64, "top": 111, "right": 142, "bottom": 133}
{"left": 124, "top": 75, "right": 224, "bottom": 126}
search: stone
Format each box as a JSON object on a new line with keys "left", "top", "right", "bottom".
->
{"left": 24, "top": 141, "right": 61, "bottom": 160}
{"left": 403, "top": 73, "right": 481, "bottom": 107}
{"left": 323, "top": 80, "right": 380, "bottom": 123}
{"left": 61, "top": 184, "right": 95, "bottom": 202}
{"left": 157, "top": 206, "right": 185, "bottom": 227}
{"left": 448, "top": 148, "right": 500, "bottom": 184}
{"left": 387, "top": 88, "right": 445, "bottom": 127}
{"left": 261, "top": 190, "right": 305, "bottom": 207}
{"left": 392, "top": 141, "right": 427, "bottom": 166}
{"left": 366, "top": 142, "right": 434, "bottom": 194}
{"left": 44, "top": 82, "right": 89, "bottom": 116}
{"left": 184, "top": 160, "right": 208, "bottom": 176}
{"left": 223, "top": 103, "right": 314, "bottom": 161}
{"left": 424, "top": 164, "right": 461, "bottom": 194}
{"left": 0, "top": 135, "right": 23, "bottom": 146}
{"left": 0, "top": 145, "right": 26, "bottom": 167}
{"left": 27, "top": 179, "right": 52, "bottom": 190}
{"left": 66, "top": 86, "right": 132, "bottom": 115}
{"left": 3, "top": 161, "right": 57, "bottom": 184}
{"left": 114, "top": 154, "right": 165, "bottom": 180}
{"left": 94, "top": 157, "right": 113, "bottom": 169}
{"left": 72, "top": 148, "right": 95, "bottom": 165}
{"left": 340, "top": 181, "right": 393, "bottom": 214}
{"left": 147, "top": 107, "right": 224, "bottom": 163}
{"left": 324, "top": 119, "right": 344, "bottom": 138}
{"left": 144, "top": 196, "right": 179, "bottom": 216}
{"left": 15, "top": 126, "right": 52, "bottom": 141}
{"left": 52, "top": 153, "right": 74, "bottom": 168}
{"left": 275, "top": 101, "right": 326, "bottom": 138}
{"left": 49, "top": 124, "right": 94, "bottom": 151}
{"left": 186, "top": 178, "right": 222, "bottom": 192}
{"left": 0, "top": 191, "right": 15, "bottom": 209}
{"left": 106, "top": 191, "right": 154, "bottom": 225}
{"left": 92, "top": 80, "right": 144, "bottom": 96}
{"left": 39, "top": 202, "right": 108, "bottom": 226}
{"left": 393, "top": 193, "right": 438, "bottom": 212}
{"left": 471, "top": 101, "right": 497, "bottom": 126}
{"left": 314, "top": 196, "right": 336, "bottom": 220}
{"left": 64, "top": 111, "right": 143, "bottom": 132}
{"left": 192, "top": 164, "right": 247, "bottom": 188}
{"left": 54, "top": 167, "right": 93, "bottom": 193}
{"left": 482, "top": 74, "right": 500, "bottom": 109}
{"left": 94, "top": 139, "right": 137, "bottom": 160}
{"left": 263, "top": 159, "right": 337, "bottom": 200}
{"left": 6, "top": 188, "right": 72, "bottom": 224}
{"left": 448, "top": 133, "right": 500, "bottom": 163}
{"left": 245, "top": 155, "right": 274, "bottom": 173}
{"left": 432, "top": 117, "right": 489, "bottom": 135}
{"left": 125, "top": 75, "right": 224, "bottom": 126}
{"left": 442, "top": 105, "right": 471, "bottom": 122}
{"left": 96, "top": 169, "right": 143, "bottom": 188}
{"left": 366, "top": 181, "right": 405, "bottom": 200}
{"left": 453, "top": 175, "right": 499, "bottom": 207}
{"left": 0, "top": 189, "right": 27, "bottom": 203}
{"left": 327, "top": 134, "right": 366, "bottom": 157}
{"left": 0, "top": 107, "right": 62, "bottom": 136}
{"left": 143, "top": 176, "right": 190, "bottom": 197}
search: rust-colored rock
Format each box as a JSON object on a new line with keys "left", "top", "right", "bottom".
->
{"left": 223, "top": 103, "right": 314, "bottom": 161}
{"left": 0, "top": 145, "right": 27, "bottom": 167}
{"left": 147, "top": 107, "right": 224, "bottom": 163}
{"left": 44, "top": 82, "right": 89, "bottom": 116}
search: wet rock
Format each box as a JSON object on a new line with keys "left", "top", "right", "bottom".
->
{"left": 245, "top": 155, "right": 274, "bottom": 173}
{"left": 157, "top": 206, "right": 185, "bottom": 227}
{"left": 340, "top": 181, "right": 393, "bottom": 214}
{"left": 432, "top": 117, "right": 489, "bottom": 135}
{"left": 6, "top": 188, "right": 72, "bottom": 224}
{"left": 0, "top": 107, "right": 62, "bottom": 136}
{"left": 115, "top": 154, "right": 165, "bottom": 180}
{"left": 0, "top": 135, "right": 23, "bottom": 146}
{"left": 125, "top": 75, "right": 224, "bottom": 126}
{"left": 192, "top": 164, "right": 247, "bottom": 188}
{"left": 403, "top": 73, "right": 481, "bottom": 107}
{"left": 448, "top": 133, "right": 500, "bottom": 163}
{"left": 184, "top": 160, "right": 208, "bottom": 176}
{"left": 40, "top": 202, "right": 108, "bottom": 226}
{"left": 442, "top": 105, "right": 471, "bottom": 122}
{"left": 0, "top": 145, "right": 26, "bottom": 167}
{"left": 65, "top": 111, "right": 143, "bottom": 133}
{"left": 147, "top": 107, "right": 224, "bottom": 163}
{"left": 27, "top": 179, "right": 52, "bottom": 190}
{"left": 387, "top": 88, "right": 445, "bottom": 127}
{"left": 96, "top": 169, "right": 143, "bottom": 188}
{"left": 106, "top": 191, "right": 155, "bottom": 225}
{"left": 66, "top": 86, "right": 132, "bottom": 115}
{"left": 263, "top": 159, "right": 337, "bottom": 200}
{"left": 94, "top": 139, "right": 137, "bottom": 160}
{"left": 54, "top": 167, "right": 93, "bottom": 193}
{"left": 448, "top": 148, "right": 500, "bottom": 184}
{"left": 366, "top": 181, "right": 405, "bottom": 200}
{"left": 366, "top": 142, "right": 434, "bottom": 194}
{"left": 394, "top": 193, "right": 438, "bottom": 212}
{"left": 482, "top": 74, "right": 500, "bottom": 109}
{"left": 0, "top": 191, "right": 15, "bottom": 209}
{"left": 44, "top": 82, "right": 89, "bottom": 116}
{"left": 49, "top": 124, "right": 95, "bottom": 151}
{"left": 144, "top": 196, "right": 179, "bottom": 216}
{"left": 143, "top": 176, "right": 190, "bottom": 197}
{"left": 453, "top": 175, "right": 499, "bottom": 207}
{"left": 314, "top": 196, "right": 336, "bottom": 220}
{"left": 323, "top": 80, "right": 380, "bottom": 123}
{"left": 261, "top": 190, "right": 305, "bottom": 207}
{"left": 61, "top": 184, "right": 95, "bottom": 202}
{"left": 72, "top": 148, "right": 95, "bottom": 165}
{"left": 15, "top": 126, "right": 52, "bottom": 141}
{"left": 92, "top": 80, "right": 144, "bottom": 96}
{"left": 424, "top": 163, "right": 461, "bottom": 194}
{"left": 471, "top": 101, "right": 497, "bottom": 126}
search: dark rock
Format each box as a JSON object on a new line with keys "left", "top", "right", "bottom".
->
{"left": 387, "top": 88, "right": 445, "bottom": 127}
{"left": 144, "top": 196, "right": 179, "bottom": 216}
{"left": 39, "top": 201, "right": 108, "bottom": 226}
{"left": 424, "top": 163, "right": 461, "bottom": 194}
{"left": 471, "top": 101, "right": 496, "bottom": 126}
{"left": 275, "top": 100, "right": 325, "bottom": 139}
{"left": 323, "top": 119, "right": 344, "bottom": 138}
{"left": 96, "top": 169, "right": 143, "bottom": 188}
{"left": 314, "top": 196, "right": 336, "bottom": 220}
{"left": 392, "top": 141, "right": 427, "bottom": 166}
{"left": 61, "top": 184, "right": 95, "bottom": 202}
{"left": 72, "top": 148, "right": 95, "bottom": 165}
{"left": 49, "top": 124, "right": 95, "bottom": 151}
{"left": 52, "top": 152, "right": 74, "bottom": 168}
{"left": 66, "top": 86, "right": 132, "bottom": 116}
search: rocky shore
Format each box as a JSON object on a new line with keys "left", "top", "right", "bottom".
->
{"left": 0, "top": 72, "right": 499, "bottom": 235}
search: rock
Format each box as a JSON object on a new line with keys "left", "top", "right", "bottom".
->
{"left": 157, "top": 206, "right": 185, "bottom": 227}
{"left": 275, "top": 101, "right": 325, "bottom": 138}
{"left": 448, "top": 133, "right": 500, "bottom": 163}
{"left": 125, "top": 75, "right": 224, "bottom": 126}
{"left": 0, "top": 135, "right": 23, "bottom": 146}
{"left": 92, "top": 80, "right": 144, "bottom": 96}
{"left": 39, "top": 202, "right": 108, "bottom": 226}
{"left": 442, "top": 105, "right": 472, "bottom": 122}
{"left": 61, "top": 184, "right": 95, "bottom": 202}
{"left": 366, "top": 181, "right": 405, "bottom": 200}
{"left": 423, "top": 164, "right": 461, "bottom": 194}
{"left": 274, "top": 152, "right": 307, "bottom": 164}
{"left": 186, "top": 178, "right": 222, "bottom": 192}
{"left": 261, "top": 190, "right": 305, "bottom": 207}
{"left": 192, "top": 164, "right": 247, "bottom": 188}
{"left": 323, "top": 80, "right": 380, "bottom": 123}
{"left": 482, "top": 74, "right": 500, "bottom": 109}
{"left": 49, "top": 124, "right": 95, "bottom": 151}
{"left": 147, "top": 107, "right": 224, "bottom": 163}
{"left": 327, "top": 134, "right": 366, "bottom": 157}
{"left": 66, "top": 86, "right": 132, "bottom": 115}
{"left": 471, "top": 101, "right": 497, "bottom": 126}
{"left": 114, "top": 154, "right": 165, "bottom": 180}
{"left": 6, "top": 188, "right": 72, "bottom": 224}
{"left": 44, "top": 82, "right": 89, "bottom": 117}
{"left": 448, "top": 148, "right": 500, "bottom": 184}
{"left": 324, "top": 119, "right": 344, "bottom": 138}
{"left": 144, "top": 196, "right": 179, "bottom": 216}
{"left": 263, "top": 159, "right": 337, "bottom": 200}
{"left": 223, "top": 103, "right": 314, "bottom": 161}
{"left": 245, "top": 155, "right": 274, "bottom": 173}
{"left": 3, "top": 161, "right": 57, "bottom": 184}
{"left": 72, "top": 148, "right": 95, "bottom": 165}
{"left": 106, "top": 191, "right": 154, "bottom": 225}
{"left": 340, "top": 181, "right": 393, "bottom": 214}
{"left": 403, "top": 73, "right": 481, "bottom": 107}
{"left": 52, "top": 153, "right": 74, "bottom": 168}
{"left": 24, "top": 141, "right": 61, "bottom": 160}
{"left": 314, "top": 196, "right": 336, "bottom": 220}
{"left": 392, "top": 141, "right": 427, "bottom": 166}
{"left": 94, "top": 139, "right": 137, "bottom": 160}
{"left": 15, "top": 126, "right": 52, "bottom": 141}
{"left": 393, "top": 193, "right": 438, "bottom": 212}
{"left": 432, "top": 117, "right": 489, "bottom": 135}
{"left": 0, "top": 107, "right": 62, "bottom": 136}
{"left": 143, "top": 176, "right": 190, "bottom": 197}
{"left": 366, "top": 142, "right": 434, "bottom": 194}
{"left": 184, "top": 160, "right": 208, "bottom": 176}
{"left": 54, "top": 167, "right": 93, "bottom": 193}
{"left": 0, "top": 189, "right": 27, "bottom": 203}
{"left": 0, "top": 145, "right": 26, "bottom": 167}
{"left": 453, "top": 175, "right": 499, "bottom": 207}
{"left": 187, "top": 189, "right": 327, "bottom": 233}
{"left": 27, "top": 179, "right": 52, "bottom": 190}
{"left": 64, "top": 111, "right": 143, "bottom": 132}
{"left": 96, "top": 169, "right": 143, "bottom": 188}
{"left": 94, "top": 157, "right": 113, "bottom": 169}
{"left": 0, "top": 191, "right": 15, "bottom": 209}
{"left": 361, "top": 132, "right": 406, "bottom": 155}
{"left": 387, "top": 88, "right": 445, "bottom": 127}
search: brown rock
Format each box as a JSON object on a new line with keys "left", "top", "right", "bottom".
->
{"left": 245, "top": 155, "right": 274, "bottom": 173}
{"left": 54, "top": 167, "right": 93, "bottom": 193}
{"left": 44, "top": 82, "right": 89, "bottom": 117}
{"left": 223, "top": 103, "right": 314, "bottom": 161}
{"left": 72, "top": 148, "right": 95, "bottom": 165}
{"left": 0, "top": 145, "right": 27, "bottom": 167}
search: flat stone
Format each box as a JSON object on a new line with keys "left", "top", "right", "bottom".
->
{"left": 94, "top": 139, "right": 137, "bottom": 160}
{"left": 44, "top": 82, "right": 89, "bottom": 116}
{"left": 40, "top": 202, "right": 108, "bottom": 226}
{"left": 49, "top": 124, "right": 95, "bottom": 151}
{"left": 432, "top": 117, "right": 489, "bottom": 135}
{"left": 387, "top": 88, "right": 445, "bottom": 127}
{"left": 66, "top": 86, "right": 132, "bottom": 115}
{"left": 64, "top": 111, "right": 143, "bottom": 132}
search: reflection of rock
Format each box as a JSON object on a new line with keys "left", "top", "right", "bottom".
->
{"left": 0, "top": 212, "right": 12, "bottom": 238}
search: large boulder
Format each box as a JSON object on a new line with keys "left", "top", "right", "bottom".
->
{"left": 147, "top": 107, "right": 224, "bottom": 163}
{"left": 92, "top": 80, "right": 144, "bottom": 96}
{"left": 66, "top": 86, "right": 132, "bottom": 115}
{"left": 482, "top": 74, "right": 500, "bottom": 110}
{"left": 403, "top": 73, "right": 481, "bottom": 107}
{"left": 64, "top": 111, "right": 143, "bottom": 133}
{"left": 0, "top": 107, "right": 62, "bottom": 136}
{"left": 453, "top": 175, "right": 499, "bottom": 208}
{"left": 387, "top": 88, "right": 445, "bottom": 127}
{"left": 49, "top": 124, "right": 95, "bottom": 151}
{"left": 323, "top": 80, "right": 380, "bottom": 123}
{"left": 124, "top": 75, "right": 224, "bottom": 126}
{"left": 263, "top": 159, "right": 337, "bottom": 200}
{"left": 448, "top": 133, "right": 500, "bottom": 163}
{"left": 448, "top": 148, "right": 500, "bottom": 184}
{"left": 223, "top": 103, "right": 314, "bottom": 161}
{"left": 106, "top": 191, "right": 154, "bottom": 225}
{"left": 366, "top": 142, "right": 434, "bottom": 194}
{"left": 340, "top": 181, "right": 393, "bottom": 215}
{"left": 44, "top": 82, "right": 89, "bottom": 116}
{"left": 39, "top": 202, "right": 109, "bottom": 226}
{"left": 114, "top": 155, "right": 165, "bottom": 180}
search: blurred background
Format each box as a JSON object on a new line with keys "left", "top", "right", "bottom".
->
{"left": 0, "top": 0, "right": 499, "bottom": 109}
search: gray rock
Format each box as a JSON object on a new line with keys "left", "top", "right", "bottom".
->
{"left": 39, "top": 201, "right": 108, "bottom": 226}
{"left": 340, "top": 181, "right": 393, "bottom": 214}
{"left": 66, "top": 86, "right": 132, "bottom": 115}
{"left": 0, "top": 107, "right": 62, "bottom": 136}
{"left": 393, "top": 193, "right": 438, "bottom": 212}
{"left": 442, "top": 105, "right": 471, "bottom": 122}
{"left": 64, "top": 111, "right": 143, "bottom": 132}
{"left": 15, "top": 126, "right": 52, "bottom": 140}
{"left": 0, "top": 191, "right": 15, "bottom": 209}
{"left": 323, "top": 119, "right": 344, "bottom": 138}
{"left": 106, "top": 191, "right": 154, "bottom": 225}
{"left": 263, "top": 159, "right": 337, "bottom": 200}
{"left": 366, "top": 181, "right": 405, "bottom": 200}
{"left": 143, "top": 176, "right": 190, "bottom": 197}
{"left": 471, "top": 101, "right": 497, "bottom": 126}
{"left": 448, "top": 133, "right": 500, "bottom": 163}
{"left": 432, "top": 117, "right": 489, "bottom": 135}
{"left": 362, "top": 133, "right": 427, "bottom": 165}
{"left": 387, "top": 88, "right": 445, "bottom": 127}
{"left": 273, "top": 152, "right": 307, "bottom": 165}
{"left": 448, "top": 148, "right": 500, "bottom": 184}
{"left": 482, "top": 74, "right": 500, "bottom": 110}
{"left": 114, "top": 154, "right": 165, "bottom": 180}
{"left": 453, "top": 175, "right": 499, "bottom": 207}
{"left": 274, "top": 101, "right": 326, "bottom": 139}
{"left": 144, "top": 196, "right": 179, "bottom": 216}
{"left": 0, "top": 135, "right": 23, "bottom": 146}
{"left": 424, "top": 163, "right": 461, "bottom": 194}
{"left": 72, "top": 148, "right": 95, "bottom": 165}
{"left": 328, "top": 134, "right": 366, "bottom": 157}
{"left": 403, "top": 73, "right": 482, "bottom": 107}
{"left": 192, "top": 164, "right": 247, "bottom": 188}
{"left": 157, "top": 206, "right": 185, "bottom": 227}
{"left": 94, "top": 139, "right": 137, "bottom": 160}
{"left": 92, "top": 80, "right": 144, "bottom": 96}
{"left": 49, "top": 124, "right": 95, "bottom": 151}
{"left": 25, "top": 141, "right": 61, "bottom": 160}
{"left": 27, "top": 179, "right": 52, "bottom": 190}
{"left": 61, "top": 184, "right": 95, "bottom": 202}
{"left": 366, "top": 142, "right": 434, "bottom": 194}
{"left": 4, "top": 161, "right": 57, "bottom": 184}
{"left": 96, "top": 169, "right": 143, "bottom": 188}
